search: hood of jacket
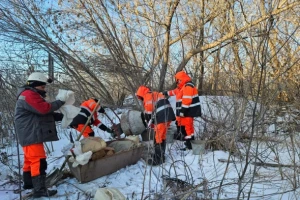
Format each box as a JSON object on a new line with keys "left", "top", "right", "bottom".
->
{"left": 175, "top": 71, "right": 191, "bottom": 89}
{"left": 136, "top": 86, "right": 151, "bottom": 99}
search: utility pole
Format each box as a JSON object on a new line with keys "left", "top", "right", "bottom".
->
{"left": 48, "top": 53, "right": 54, "bottom": 100}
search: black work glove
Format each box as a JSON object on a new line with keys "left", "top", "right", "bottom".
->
{"left": 88, "top": 132, "right": 95, "bottom": 137}
{"left": 162, "top": 91, "right": 168, "bottom": 97}
{"left": 98, "top": 106, "right": 105, "bottom": 114}
{"left": 53, "top": 112, "right": 64, "bottom": 121}
{"left": 55, "top": 100, "right": 65, "bottom": 107}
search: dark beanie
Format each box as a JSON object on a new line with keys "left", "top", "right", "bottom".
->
{"left": 27, "top": 81, "right": 46, "bottom": 88}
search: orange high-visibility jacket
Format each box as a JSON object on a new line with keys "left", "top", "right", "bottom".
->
{"left": 136, "top": 86, "right": 175, "bottom": 124}
{"left": 70, "top": 99, "right": 107, "bottom": 131}
{"left": 167, "top": 71, "right": 201, "bottom": 117}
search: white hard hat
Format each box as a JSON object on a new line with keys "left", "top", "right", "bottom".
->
{"left": 27, "top": 72, "right": 51, "bottom": 83}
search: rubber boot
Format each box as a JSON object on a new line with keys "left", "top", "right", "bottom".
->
{"left": 161, "top": 140, "right": 166, "bottom": 155}
{"left": 32, "top": 175, "right": 57, "bottom": 198}
{"left": 148, "top": 142, "right": 165, "bottom": 166}
{"left": 161, "top": 140, "right": 166, "bottom": 163}
{"left": 181, "top": 135, "right": 195, "bottom": 151}
{"left": 23, "top": 171, "right": 33, "bottom": 189}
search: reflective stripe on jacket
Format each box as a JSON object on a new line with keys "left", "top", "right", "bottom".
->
{"left": 168, "top": 82, "right": 201, "bottom": 117}
{"left": 70, "top": 99, "right": 106, "bottom": 130}
{"left": 143, "top": 92, "right": 175, "bottom": 124}
{"left": 14, "top": 87, "right": 64, "bottom": 146}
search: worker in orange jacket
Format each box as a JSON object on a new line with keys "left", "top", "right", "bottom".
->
{"left": 70, "top": 98, "right": 114, "bottom": 138}
{"left": 163, "top": 71, "right": 201, "bottom": 150}
{"left": 136, "top": 86, "right": 175, "bottom": 165}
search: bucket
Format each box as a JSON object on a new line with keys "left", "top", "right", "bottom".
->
{"left": 191, "top": 140, "right": 206, "bottom": 155}
{"left": 120, "top": 110, "right": 146, "bottom": 136}
{"left": 166, "top": 126, "right": 176, "bottom": 144}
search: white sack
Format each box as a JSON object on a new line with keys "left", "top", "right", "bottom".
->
{"left": 94, "top": 188, "right": 126, "bottom": 200}
{"left": 80, "top": 137, "right": 107, "bottom": 153}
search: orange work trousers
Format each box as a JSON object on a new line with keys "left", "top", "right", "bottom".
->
{"left": 76, "top": 124, "right": 93, "bottom": 138}
{"left": 154, "top": 121, "right": 171, "bottom": 144}
{"left": 176, "top": 116, "right": 194, "bottom": 136}
{"left": 22, "top": 143, "right": 47, "bottom": 177}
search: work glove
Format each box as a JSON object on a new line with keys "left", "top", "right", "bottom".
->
{"left": 88, "top": 132, "right": 95, "bottom": 137}
{"left": 162, "top": 91, "right": 168, "bottom": 97}
{"left": 98, "top": 106, "right": 105, "bottom": 114}
{"left": 53, "top": 112, "right": 64, "bottom": 121}
{"left": 55, "top": 100, "right": 65, "bottom": 107}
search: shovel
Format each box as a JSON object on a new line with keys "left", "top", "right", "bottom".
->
{"left": 45, "top": 100, "right": 102, "bottom": 187}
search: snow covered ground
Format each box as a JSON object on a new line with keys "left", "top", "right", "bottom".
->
{"left": 1, "top": 96, "right": 300, "bottom": 199}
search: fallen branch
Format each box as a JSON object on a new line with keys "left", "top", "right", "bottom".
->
{"left": 218, "top": 159, "right": 300, "bottom": 168}
{"left": 251, "top": 162, "right": 299, "bottom": 168}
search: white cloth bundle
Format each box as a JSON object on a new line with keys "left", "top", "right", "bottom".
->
{"left": 56, "top": 89, "right": 80, "bottom": 128}
{"left": 67, "top": 141, "right": 93, "bottom": 167}
{"left": 68, "top": 151, "right": 93, "bottom": 167}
